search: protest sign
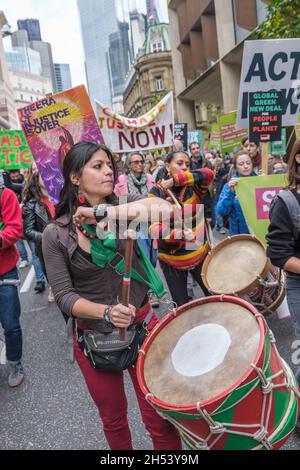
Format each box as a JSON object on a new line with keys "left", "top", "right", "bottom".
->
{"left": 219, "top": 111, "right": 248, "bottom": 154}
{"left": 236, "top": 174, "right": 287, "bottom": 245}
{"left": 96, "top": 92, "right": 174, "bottom": 153}
{"left": 0, "top": 130, "right": 33, "bottom": 170}
{"left": 237, "top": 39, "right": 300, "bottom": 130}
{"left": 17, "top": 85, "right": 104, "bottom": 203}
{"left": 174, "top": 123, "right": 188, "bottom": 151}
{"left": 296, "top": 113, "right": 300, "bottom": 139}
{"left": 269, "top": 129, "right": 286, "bottom": 156}
{"left": 209, "top": 123, "right": 221, "bottom": 150}
{"left": 249, "top": 91, "right": 283, "bottom": 142}
{"left": 188, "top": 130, "right": 203, "bottom": 148}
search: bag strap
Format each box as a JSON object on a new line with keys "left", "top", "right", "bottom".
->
{"left": 277, "top": 190, "right": 300, "bottom": 239}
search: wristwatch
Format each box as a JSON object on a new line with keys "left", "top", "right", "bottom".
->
{"left": 93, "top": 203, "right": 108, "bottom": 223}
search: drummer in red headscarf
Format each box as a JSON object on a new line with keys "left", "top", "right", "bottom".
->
{"left": 148, "top": 150, "right": 214, "bottom": 307}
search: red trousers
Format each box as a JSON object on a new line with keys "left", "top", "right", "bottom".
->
{"left": 74, "top": 318, "right": 181, "bottom": 450}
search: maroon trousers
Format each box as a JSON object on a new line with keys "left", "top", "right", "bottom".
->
{"left": 74, "top": 324, "right": 181, "bottom": 450}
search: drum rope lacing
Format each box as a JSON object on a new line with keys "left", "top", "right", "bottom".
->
{"left": 144, "top": 355, "right": 298, "bottom": 450}
{"left": 143, "top": 313, "right": 299, "bottom": 450}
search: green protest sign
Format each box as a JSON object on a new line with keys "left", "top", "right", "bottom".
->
{"left": 296, "top": 113, "right": 300, "bottom": 139}
{"left": 0, "top": 130, "right": 33, "bottom": 170}
{"left": 209, "top": 123, "right": 221, "bottom": 150}
{"left": 269, "top": 128, "right": 286, "bottom": 156}
{"left": 219, "top": 111, "right": 248, "bottom": 155}
{"left": 235, "top": 174, "right": 287, "bottom": 246}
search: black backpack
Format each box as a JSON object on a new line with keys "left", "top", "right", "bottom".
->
{"left": 270, "top": 190, "right": 300, "bottom": 239}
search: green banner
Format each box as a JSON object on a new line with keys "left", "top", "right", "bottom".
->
{"left": 0, "top": 130, "right": 34, "bottom": 170}
{"left": 235, "top": 174, "right": 288, "bottom": 246}
{"left": 269, "top": 128, "right": 286, "bottom": 156}
{"left": 209, "top": 123, "right": 221, "bottom": 150}
{"left": 296, "top": 113, "right": 300, "bottom": 139}
{"left": 219, "top": 111, "right": 248, "bottom": 155}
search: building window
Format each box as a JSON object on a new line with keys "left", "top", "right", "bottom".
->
{"left": 156, "top": 76, "right": 164, "bottom": 92}
{"left": 151, "top": 42, "right": 164, "bottom": 53}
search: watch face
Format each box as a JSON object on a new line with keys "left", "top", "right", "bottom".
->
{"left": 95, "top": 204, "right": 107, "bottom": 222}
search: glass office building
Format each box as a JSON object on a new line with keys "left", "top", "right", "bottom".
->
{"left": 77, "top": 0, "right": 131, "bottom": 107}
{"left": 54, "top": 63, "right": 72, "bottom": 92}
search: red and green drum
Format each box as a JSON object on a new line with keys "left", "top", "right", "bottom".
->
{"left": 137, "top": 296, "right": 299, "bottom": 450}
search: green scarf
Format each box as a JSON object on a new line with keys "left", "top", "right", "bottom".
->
{"left": 82, "top": 224, "right": 166, "bottom": 299}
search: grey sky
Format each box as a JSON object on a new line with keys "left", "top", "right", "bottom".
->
{"left": 1, "top": 0, "right": 168, "bottom": 88}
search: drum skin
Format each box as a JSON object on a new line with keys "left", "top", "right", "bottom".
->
{"left": 137, "top": 296, "right": 299, "bottom": 450}
{"left": 201, "top": 235, "right": 285, "bottom": 316}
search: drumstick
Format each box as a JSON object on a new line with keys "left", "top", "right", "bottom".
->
{"left": 119, "top": 229, "right": 136, "bottom": 341}
{"left": 165, "top": 188, "right": 182, "bottom": 210}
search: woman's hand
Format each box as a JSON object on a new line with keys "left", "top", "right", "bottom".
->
{"left": 158, "top": 178, "right": 174, "bottom": 191}
{"left": 109, "top": 304, "right": 136, "bottom": 328}
{"left": 229, "top": 179, "right": 238, "bottom": 193}
{"left": 183, "top": 229, "right": 195, "bottom": 242}
{"left": 73, "top": 206, "right": 96, "bottom": 226}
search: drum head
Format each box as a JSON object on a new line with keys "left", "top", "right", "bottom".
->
{"left": 204, "top": 237, "right": 267, "bottom": 294}
{"left": 144, "top": 301, "right": 260, "bottom": 406}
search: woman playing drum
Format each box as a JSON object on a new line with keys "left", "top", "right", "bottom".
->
{"left": 148, "top": 150, "right": 214, "bottom": 307}
{"left": 42, "top": 141, "right": 181, "bottom": 450}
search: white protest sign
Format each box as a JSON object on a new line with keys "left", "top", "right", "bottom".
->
{"left": 237, "top": 39, "right": 300, "bottom": 129}
{"left": 96, "top": 92, "right": 174, "bottom": 153}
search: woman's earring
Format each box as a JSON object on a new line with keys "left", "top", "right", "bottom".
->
{"left": 77, "top": 191, "right": 86, "bottom": 205}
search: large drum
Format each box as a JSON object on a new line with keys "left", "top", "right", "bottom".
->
{"left": 201, "top": 235, "right": 285, "bottom": 316}
{"left": 137, "top": 296, "right": 299, "bottom": 450}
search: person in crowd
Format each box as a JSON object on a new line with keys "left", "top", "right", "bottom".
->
{"left": 114, "top": 152, "right": 155, "bottom": 197}
{"left": 144, "top": 154, "right": 155, "bottom": 175}
{"left": 152, "top": 158, "right": 165, "bottom": 182}
{"left": 271, "top": 155, "right": 288, "bottom": 175}
{"left": 217, "top": 151, "right": 257, "bottom": 236}
{"left": 22, "top": 163, "right": 55, "bottom": 301}
{"left": 0, "top": 173, "right": 25, "bottom": 387}
{"left": 267, "top": 139, "right": 300, "bottom": 432}
{"left": 267, "top": 139, "right": 300, "bottom": 343}
{"left": 242, "top": 138, "right": 262, "bottom": 173}
{"left": 172, "top": 139, "right": 184, "bottom": 152}
{"left": 114, "top": 152, "right": 158, "bottom": 306}
{"left": 189, "top": 141, "right": 203, "bottom": 170}
{"left": 42, "top": 141, "right": 181, "bottom": 450}
{"left": 8, "top": 169, "right": 29, "bottom": 268}
{"left": 149, "top": 150, "right": 214, "bottom": 306}
{"left": 189, "top": 142, "right": 215, "bottom": 228}
{"left": 213, "top": 158, "right": 227, "bottom": 234}
{"left": 112, "top": 153, "right": 125, "bottom": 179}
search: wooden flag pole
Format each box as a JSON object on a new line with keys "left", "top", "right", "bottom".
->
{"left": 261, "top": 142, "right": 269, "bottom": 175}
{"left": 119, "top": 229, "right": 136, "bottom": 341}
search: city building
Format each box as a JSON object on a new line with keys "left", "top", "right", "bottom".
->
{"left": 8, "top": 68, "right": 52, "bottom": 108}
{"left": 6, "top": 46, "right": 42, "bottom": 76}
{"left": 146, "top": 0, "right": 160, "bottom": 28}
{"left": 17, "top": 18, "right": 42, "bottom": 41}
{"left": 108, "top": 21, "right": 132, "bottom": 98}
{"left": 12, "top": 25, "right": 56, "bottom": 91}
{"left": 2, "top": 23, "right": 52, "bottom": 116}
{"left": 130, "top": 9, "right": 146, "bottom": 60}
{"left": 54, "top": 63, "right": 72, "bottom": 92}
{"left": 0, "top": 11, "right": 18, "bottom": 129}
{"left": 77, "top": 0, "right": 132, "bottom": 107}
{"left": 27, "top": 40, "right": 55, "bottom": 91}
{"left": 123, "top": 23, "right": 175, "bottom": 117}
{"left": 168, "top": 0, "right": 270, "bottom": 129}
